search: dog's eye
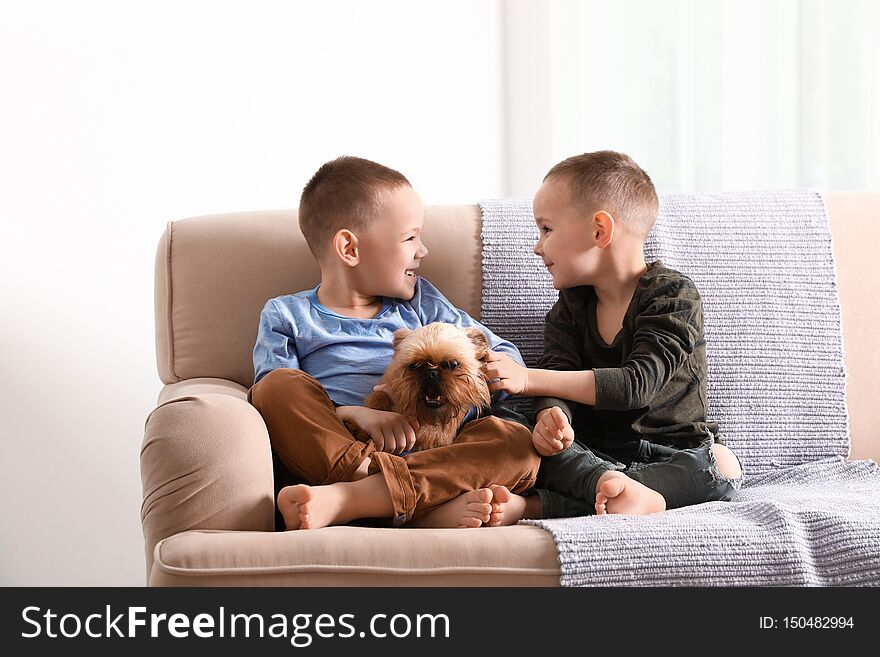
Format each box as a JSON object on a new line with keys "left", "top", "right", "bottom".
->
{"left": 449, "top": 360, "right": 459, "bottom": 371}
{"left": 408, "top": 362, "right": 421, "bottom": 371}
{"left": 440, "top": 360, "right": 459, "bottom": 371}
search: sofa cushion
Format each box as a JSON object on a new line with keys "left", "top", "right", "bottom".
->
{"left": 150, "top": 525, "right": 560, "bottom": 586}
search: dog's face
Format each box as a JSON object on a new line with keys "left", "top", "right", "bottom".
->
{"left": 384, "top": 323, "right": 492, "bottom": 424}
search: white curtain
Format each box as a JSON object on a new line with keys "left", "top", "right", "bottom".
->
{"left": 502, "top": 0, "right": 880, "bottom": 194}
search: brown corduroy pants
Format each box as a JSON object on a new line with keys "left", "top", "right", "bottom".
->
{"left": 247, "top": 368, "right": 540, "bottom": 525}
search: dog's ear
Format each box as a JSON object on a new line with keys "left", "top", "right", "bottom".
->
{"left": 464, "top": 328, "right": 490, "bottom": 362}
{"left": 391, "top": 328, "right": 412, "bottom": 352}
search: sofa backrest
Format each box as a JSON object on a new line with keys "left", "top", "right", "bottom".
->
{"left": 154, "top": 206, "right": 484, "bottom": 389}
{"left": 154, "top": 193, "right": 880, "bottom": 466}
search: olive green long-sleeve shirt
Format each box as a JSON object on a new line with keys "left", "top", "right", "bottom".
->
{"left": 532, "top": 260, "right": 720, "bottom": 464}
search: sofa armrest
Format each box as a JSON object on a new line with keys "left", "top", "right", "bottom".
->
{"left": 140, "top": 389, "right": 275, "bottom": 583}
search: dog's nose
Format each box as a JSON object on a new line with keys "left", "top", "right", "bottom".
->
{"left": 424, "top": 369, "right": 439, "bottom": 383}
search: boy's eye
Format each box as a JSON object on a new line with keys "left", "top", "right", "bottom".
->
{"left": 541, "top": 227, "right": 550, "bottom": 233}
{"left": 406, "top": 236, "right": 416, "bottom": 241}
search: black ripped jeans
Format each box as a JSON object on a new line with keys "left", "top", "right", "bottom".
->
{"left": 527, "top": 436, "right": 744, "bottom": 519}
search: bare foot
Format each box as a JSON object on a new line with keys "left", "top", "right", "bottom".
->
{"left": 406, "top": 489, "right": 493, "bottom": 528}
{"left": 594, "top": 471, "right": 666, "bottom": 516}
{"left": 275, "top": 483, "right": 350, "bottom": 530}
{"left": 276, "top": 474, "right": 395, "bottom": 530}
{"left": 277, "top": 484, "right": 313, "bottom": 530}
{"left": 484, "top": 485, "right": 539, "bottom": 526}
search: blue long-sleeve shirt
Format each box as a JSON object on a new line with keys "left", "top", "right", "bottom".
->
{"left": 252, "top": 276, "right": 524, "bottom": 408}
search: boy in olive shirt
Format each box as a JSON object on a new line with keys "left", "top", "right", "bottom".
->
{"left": 482, "top": 151, "right": 744, "bottom": 520}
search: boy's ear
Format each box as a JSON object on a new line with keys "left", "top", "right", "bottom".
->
{"left": 464, "top": 328, "right": 490, "bottom": 362}
{"left": 592, "top": 211, "right": 615, "bottom": 248}
{"left": 333, "top": 228, "right": 360, "bottom": 266}
{"left": 392, "top": 328, "right": 412, "bottom": 352}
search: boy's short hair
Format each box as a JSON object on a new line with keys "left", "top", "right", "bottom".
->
{"left": 299, "top": 156, "right": 411, "bottom": 261}
{"left": 544, "top": 150, "right": 659, "bottom": 241}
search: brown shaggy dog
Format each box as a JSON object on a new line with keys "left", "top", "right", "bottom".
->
{"left": 344, "top": 322, "right": 493, "bottom": 451}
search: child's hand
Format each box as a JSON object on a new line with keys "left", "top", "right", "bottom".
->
{"left": 532, "top": 407, "right": 574, "bottom": 456}
{"left": 481, "top": 351, "right": 530, "bottom": 395}
{"left": 354, "top": 407, "right": 419, "bottom": 454}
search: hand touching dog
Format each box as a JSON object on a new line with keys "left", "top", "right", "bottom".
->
{"left": 481, "top": 351, "right": 530, "bottom": 395}
{"left": 481, "top": 353, "right": 573, "bottom": 456}
{"left": 337, "top": 405, "right": 419, "bottom": 455}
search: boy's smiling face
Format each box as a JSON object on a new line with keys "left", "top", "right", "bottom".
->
{"left": 533, "top": 178, "right": 598, "bottom": 289}
{"left": 354, "top": 184, "right": 429, "bottom": 300}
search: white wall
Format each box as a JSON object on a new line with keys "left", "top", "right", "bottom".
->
{"left": 0, "top": 0, "right": 504, "bottom": 585}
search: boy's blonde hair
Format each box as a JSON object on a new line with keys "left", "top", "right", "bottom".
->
{"left": 299, "top": 156, "right": 410, "bottom": 261}
{"left": 544, "top": 150, "right": 659, "bottom": 241}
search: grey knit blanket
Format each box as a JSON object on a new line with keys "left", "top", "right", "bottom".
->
{"left": 479, "top": 191, "right": 880, "bottom": 586}
{"left": 526, "top": 456, "right": 880, "bottom": 586}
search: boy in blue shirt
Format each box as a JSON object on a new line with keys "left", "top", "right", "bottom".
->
{"left": 249, "top": 156, "right": 541, "bottom": 530}
{"left": 248, "top": 155, "right": 674, "bottom": 530}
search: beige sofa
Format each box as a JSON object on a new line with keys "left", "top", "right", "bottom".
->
{"left": 141, "top": 193, "right": 880, "bottom": 586}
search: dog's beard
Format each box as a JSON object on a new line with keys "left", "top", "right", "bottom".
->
{"left": 390, "top": 366, "right": 490, "bottom": 427}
